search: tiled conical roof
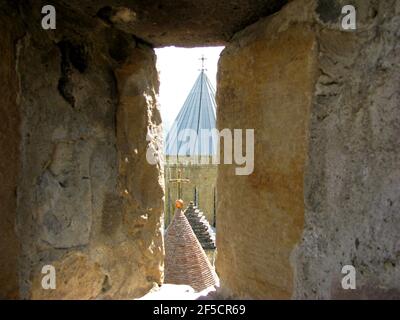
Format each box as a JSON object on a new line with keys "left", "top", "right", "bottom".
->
{"left": 165, "top": 70, "right": 217, "bottom": 156}
{"left": 164, "top": 207, "right": 218, "bottom": 292}
{"left": 185, "top": 202, "right": 216, "bottom": 250}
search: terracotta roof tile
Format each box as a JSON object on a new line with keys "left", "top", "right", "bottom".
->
{"left": 164, "top": 208, "right": 218, "bottom": 292}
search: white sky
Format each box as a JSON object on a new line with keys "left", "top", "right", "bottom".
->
{"left": 155, "top": 46, "right": 225, "bottom": 135}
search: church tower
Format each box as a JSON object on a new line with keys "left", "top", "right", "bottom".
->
{"left": 164, "top": 56, "right": 218, "bottom": 228}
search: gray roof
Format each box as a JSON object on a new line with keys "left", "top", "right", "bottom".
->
{"left": 165, "top": 70, "right": 217, "bottom": 156}
{"left": 185, "top": 202, "right": 216, "bottom": 250}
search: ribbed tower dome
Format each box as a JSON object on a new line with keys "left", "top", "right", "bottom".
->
{"left": 165, "top": 70, "right": 217, "bottom": 156}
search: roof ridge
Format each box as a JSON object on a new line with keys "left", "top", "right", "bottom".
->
{"left": 184, "top": 203, "right": 216, "bottom": 250}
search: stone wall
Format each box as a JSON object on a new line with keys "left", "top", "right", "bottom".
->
{"left": 56, "top": 0, "right": 288, "bottom": 47}
{"left": 216, "top": 0, "right": 400, "bottom": 299}
{"left": 293, "top": 0, "right": 400, "bottom": 299}
{"left": 0, "top": 3, "right": 23, "bottom": 299}
{"left": 114, "top": 43, "right": 165, "bottom": 299}
{"left": 215, "top": 0, "right": 317, "bottom": 299}
{"left": 0, "top": 1, "right": 164, "bottom": 299}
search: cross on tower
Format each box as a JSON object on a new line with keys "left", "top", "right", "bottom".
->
{"left": 169, "top": 169, "right": 190, "bottom": 199}
{"left": 199, "top": 55, "right": 207, "bottom": 72}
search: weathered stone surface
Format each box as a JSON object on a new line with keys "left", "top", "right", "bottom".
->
{"left": 216, "top": 0, "right": 400, "bottom": 299}
{"left": 36, "top": 142, "right": 92, "bottom": 248}
{"left": 0, "top": 3, "right": 23, "bottom": 299}
{"left": 31, "top": 252, "right": 105, "bottom": 300}
{"left": 215, "top": 0, "right": 317, "bottom": 299}
{"left": 114, "top": 43, "right": 165, "bottom": 298}
{"left": 293, "top": 0, "right": 400, "bottom": 299}
{"left": 56, "top": 0, "right": 288, "bottom": 47}
{"left": 10, "top": 2, "right": 164, "bottom": 299}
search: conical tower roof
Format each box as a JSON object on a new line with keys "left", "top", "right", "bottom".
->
{"left": 185, "top": 202, "right": 216, "bottom": 250}
{"left": 164, "top": 206, "right": 218, "bottom": 292}
{"left": 165, "top": 70, "right": 217, "bottom": 156}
